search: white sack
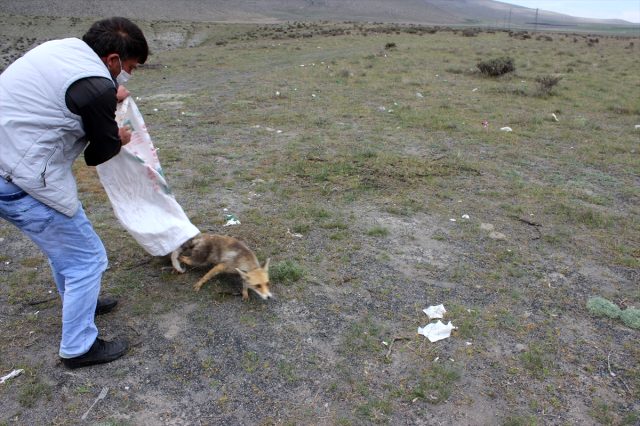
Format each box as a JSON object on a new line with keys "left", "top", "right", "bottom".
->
{"left": 96, "top": 97, "right": 199, "bottom": 256}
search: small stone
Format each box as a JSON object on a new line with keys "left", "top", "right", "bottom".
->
{"left": 547, "top": 272, "right": 567, "bottom": 285}
{"left": 480, "top": 223, "right": 494, "bottom": 231}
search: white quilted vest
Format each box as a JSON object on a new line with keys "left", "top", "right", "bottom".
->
{"left": 0, "top": 38, "right": 114, "bottom": 216}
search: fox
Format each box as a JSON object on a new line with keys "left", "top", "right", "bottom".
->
{"left": 171, "top": 234, "right": 272, "bottom": 301}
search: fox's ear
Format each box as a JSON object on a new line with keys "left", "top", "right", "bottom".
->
{"left": 235, "top": 268, "right": 249, "bottom": 279}
{"left": 263, "top": 258, "right": 270, "bottom": 272}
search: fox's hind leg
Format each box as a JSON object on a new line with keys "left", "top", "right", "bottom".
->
{"left": 193, "top": 263, "right": 226, "bottom": 291}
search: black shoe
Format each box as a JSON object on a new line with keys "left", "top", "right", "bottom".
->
{"left": 95, "top": 297, "right": 118, "bottom": 315}
{"left": 61, "top": 338, "right": 128, "bottom": 369}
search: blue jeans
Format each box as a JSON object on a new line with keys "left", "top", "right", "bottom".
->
{"left": 0, "top": 179, "right": 107, "bottom": 358}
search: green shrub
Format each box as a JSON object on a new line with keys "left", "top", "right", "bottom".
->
{"left": 366, "top": 226, "right": 389, "bottom": 237}
{"left": 586, "top": 297, "right": 621, "bottom": 319}
{"left": 462, "top": 28, "right": 479, "bottom": 37}
{"left": 477, "top": 57, "right": 515, "bottom": 77}
{"left": 270, "top": 260, "right": 305, "bottom": 283}
{"left": 620, "top": 307, "right": 640, "bottom": 329}
{"left": 535, "top": 75, "right": 562, "bottom": 96}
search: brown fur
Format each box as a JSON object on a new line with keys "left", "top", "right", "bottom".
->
{"left": 171, "top": 234, "right": 272, "bottom": 300}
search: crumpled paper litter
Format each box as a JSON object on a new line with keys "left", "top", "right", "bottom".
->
{"left": 418, "top": 321, "right": 455, "bottom": 342}
{"left": 423, "top": 304, "right": 446, "bottom": 320}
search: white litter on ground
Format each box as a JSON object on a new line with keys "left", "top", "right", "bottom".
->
{"left": 418, "top": 321, "right": 455, "bottom": 342}
{"left": 423, "top": 304, "right": 446, "bottom": 320}
{"left": 223, "top": 214, "right": 241, "bottom": 226}
{"left": 500, "top": 126, "right": 513, "bottom": 132}
{"left": 81, "top": 387, "right": 109, "bottom": 421}
{"left": 0, "top": 369, "right": 24, "bottom": 384}
{"left": 287, "top": 229, "right": 303, "bottom": 238}
{"left": 419, "top": 304, "right": 456, "bottom": 342}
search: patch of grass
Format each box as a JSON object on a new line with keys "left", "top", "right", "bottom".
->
{"left": 409, "top": 363, "right": 461, "bottom": 404}
{"left": 546, "top": 201, "right": 614, "bottom": 229}
{"left": 447, "top": 304, "right": 479, "bottom": 339}
{"left": 5, "top": 269, "right": 39, "bottom": 304}
{"left": 366, "top": 226, "right": 389, "bottom": 237}
{"left": 188, "top": 176, "right": 215, "bottom": 194}
{"left": 288, "top": 149, "right": 478, "bottom": 196}
{"left": 621, "top": 412, "right": 640, "bottom": 426}
{"left": 18, "top": 377, "right": 51, "bottom": 408}
{"left": 340, "top": 315, "right": 385, "bottom": 356}
{"left": 202, "top": 356, "right": 219, "bottom": 377}
{"left": 94, "top": 421, "right": 136, "bottom": 426}
{"left": 19, "top": 257, "right": 44, "bottom": 268}
{"left": 269, "top": 260, "right": 305, "bottom": 283}
{"left": 502, "top": 414, "right": 538, "bottom": 426}
{"left": 607, "top": 105, "right": 638, "bottom": 115}
{"left": 355, "top": 397, "right": 393, "bottom": 422}
{"left": 291, "top": 223, "right": 311, "bottom": 234}
{"left": 277, "top": 361, "right": 300, "bottom": 383}
{"left": 520, "top": 343, "right": 553, "bottom": 379}
{"left": 612, "top": 243, "right": 640, "bottom": 268}
{"left": 383, "top": 196, "right": 427, "bottom": 216}
{"left": 329, "top": 230, "right": 349, "bottom": 240}
{"left": 75, "top": 384, "right": 93, "bottom": 395}
{"left": 241, "top": 351, "right": 260, "bottom": 373}
{"left": 321, "top": 220, "right": 349, "bottom": 230}
{"left": 589, "top": 398, "right": 617, "bottom": 425}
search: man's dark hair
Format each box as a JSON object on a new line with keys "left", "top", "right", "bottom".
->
{"left": 83, "top": 17, "right": 149, "bottom": 63}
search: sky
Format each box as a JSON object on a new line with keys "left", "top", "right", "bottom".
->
{"left": 504, "top": 0, "right": 640, "bottom": 23}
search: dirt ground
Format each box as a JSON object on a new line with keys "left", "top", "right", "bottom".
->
{"left": 1, "top": 13, "right": 639, "bottom": 426}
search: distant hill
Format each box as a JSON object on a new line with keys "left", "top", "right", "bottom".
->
{"left": 0, "top": 0, "right": 635, "bottom": 29}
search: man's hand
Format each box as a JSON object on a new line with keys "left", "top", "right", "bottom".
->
{"left": 116, "top": 85, "right": 130, "bottom": 102}
{"left": 119, "top": 125, "right": 132, "bottom": 146}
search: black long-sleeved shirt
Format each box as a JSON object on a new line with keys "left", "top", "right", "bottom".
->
{"left": 65, "top": 77, "right": 121, "bottom": 166}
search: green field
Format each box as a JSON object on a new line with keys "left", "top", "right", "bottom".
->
{"left": 1, "top": 19, "right": 639, "bottom": 425}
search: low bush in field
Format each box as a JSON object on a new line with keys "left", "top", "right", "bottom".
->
{"left": 477, "top": 56, "right": 515, "bottom": 77}
{"left": 535, "top": 74, "right": 562, "bottom": 96}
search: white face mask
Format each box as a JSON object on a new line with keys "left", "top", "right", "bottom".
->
{"left": 117, "top": 58, "right": 131, "bottom": 85}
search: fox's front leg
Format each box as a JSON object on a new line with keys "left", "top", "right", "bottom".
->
{"left": 193, "top": 263, "right": 226, "bottom": 291}
{"left": 242, "top": 282, "right": 249, "bottom": 301}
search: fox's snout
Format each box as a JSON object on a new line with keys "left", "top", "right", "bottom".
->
{"left": 258, "top": 291, "right": 273, "bottom": 300}
{"left": 249, "top": 282, "right": 273, "bottom": 300}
